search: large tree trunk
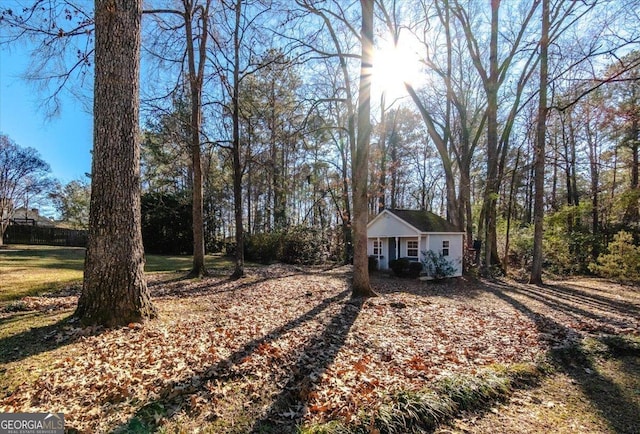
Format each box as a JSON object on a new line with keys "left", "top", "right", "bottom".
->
{"left": 529, "top": 0, "right": 549, "bottom": 285}
{"left": 77, "top": 0, "right": 156, "bottom": 326}
{"left": 352, "top": 0, "right": 376, "bottom": 297}
{"left": 482, "top": 0, "right": 501, "bottom": 274}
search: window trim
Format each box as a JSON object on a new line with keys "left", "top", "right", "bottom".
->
{"left": 406, "top": 239, "right": 419, "bottom": 258}
{"left": 373, "top": 240, "right": 382, "bottom": 256}
{"left": 442, "top": 240, "right": 450, "bottom": 257}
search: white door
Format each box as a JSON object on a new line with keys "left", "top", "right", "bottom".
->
{"left": 375, "top": 239, "right": 387, "bottom": 269}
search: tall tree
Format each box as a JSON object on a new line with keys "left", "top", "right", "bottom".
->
{"left": 143, "top": 0, "right": 212, "bottom": 277}
{"left": 529, "top": 0, "right": 549, "bottom": 285}
{"left": 352, "top": 0, "right": 376, "bottom": 297}
{"left": 293, "top": 0, "right": 361, "bottom": 264}
{"left": 76, "top": 0, "right": 156, "bottom": 326}
{"left": 452, "top": 0, "right": 541, "bottom": 272}
{"left": 230, "top": 0, "right": 246, "bottom": 278}
{"left": 184, "top": 0, "right": 210, "bottom": 277}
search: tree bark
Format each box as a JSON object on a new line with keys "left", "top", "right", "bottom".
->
{"left": 352, "top": 0, "right": 376, "bottom": 297}
{"left": 482, "top": 0, "right": 501, "bottom": 273}
{"left": 529, "top": 0, "right": 549, "bottom": 285}
{"left": 77, "top": 0, "right": 156, "bottom": 326}
{"left": 504, "top": 148, "right": 521, "bottom": 274}
{"left": 377, "top": 93, "right": 388, "bottom": 213}
{"left": 184, "top": 0, "right": 209, "bottom": 277}
{"left": 231, "top": 0, "right": 245, "bottom": 279}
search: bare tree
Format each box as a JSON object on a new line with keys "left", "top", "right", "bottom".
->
{"left": 0, "top": 135, "right": 51, "bottom": 245}
{"left": 143, "top": 0, "right": 212, "bottom": 277}
{"left": 0, "top": 1, "right": 94, "bottom": 116}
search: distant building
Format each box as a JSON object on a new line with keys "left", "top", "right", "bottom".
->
{"left": 8, "top": 207, "right": 56, "bottom": 227}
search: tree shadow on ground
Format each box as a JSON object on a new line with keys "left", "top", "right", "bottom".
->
{"left": 538, "top": 281, "right": 640, "bottom": 317}
{"left": 251, "top": 297, "right": 365, "bottom": 432}
{"left": 0, "top": 247, "right": 85, "bottom": 271}
{"left": 149, "top": 264, "right": 352, "bottom": 300}
{"left": 0, "top": 312, "right": 103, "bottom": 364}
{"left": 370, "top": 273, "right": 485, "bottom": 300}
{"left": 115, "top": 283, "right": 362, "bottom": 433}
{"left": 484, "top": 279, "right": 640, "bottom": 433}
{"left": 496, "top": 283, "right": 637, "bottom": 331}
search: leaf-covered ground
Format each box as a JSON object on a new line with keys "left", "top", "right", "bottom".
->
{"left": 1, "top": 265, "right": 638, "bottom": 433}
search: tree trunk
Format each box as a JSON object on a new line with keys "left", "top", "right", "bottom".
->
{"left": 504, "top": 149, "right": 521, "bottom": 274}
{"left": 587, "top": 127, "right": 600, "bottom": 259}
{"left": 623, "top": 117, "right": 639, "bottom": 223}
{"left": 377, "top": 93, "right": 388, "bottom": 213}
{"left": 185, "top": 0, "right": 209, "bottom": 277}
{"left": 482, "top": 0, "right": 501, "bottom": 273}
{"left": 231, "top": 0, "right": 244, "bottom": 279}
{"left": 529, "top": 0, "right": 549, "bottom": 285}
{"left": 77, "top": 0, "right": 156, "bottom": 326}
{"left": 352, "top": 0, "right": 376, "bottom": 297}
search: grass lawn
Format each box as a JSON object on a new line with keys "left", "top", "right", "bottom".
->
{"left": 0, "top": 244, "right": 233, "bottom": 304}
{"left": 0, "top": 247, "right": 638, "bottom": 433}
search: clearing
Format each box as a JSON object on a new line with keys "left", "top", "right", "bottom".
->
{"left": 0, "top": 246, "right": 638, "bottom": 433}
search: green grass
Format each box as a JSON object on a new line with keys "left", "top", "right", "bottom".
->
{"left": 302, "top": 363, "right": 545, "bottom": 434}
{"left": 0, "top": 244, "right": 233, "bottom": 304}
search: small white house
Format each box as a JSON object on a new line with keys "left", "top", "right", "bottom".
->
{"left": 367, "top": 209, "right": 465, "bottom": 277}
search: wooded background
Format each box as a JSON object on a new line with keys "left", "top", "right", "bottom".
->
{"left": 2, "top": 0, "right": 639, "bottom": 282}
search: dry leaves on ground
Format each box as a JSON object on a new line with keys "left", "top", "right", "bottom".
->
{"left": 1, "top": 265, "right": 638, "bottom": 432}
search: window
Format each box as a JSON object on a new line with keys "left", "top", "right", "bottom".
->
{"left": 442, "top": 240, "right": 450, "bottom": 257}
{"left": 373, "top": 240, "right": 382, "bottom": 256}
{"left": 407, "top": 240, "right": 419, "bottom": 257}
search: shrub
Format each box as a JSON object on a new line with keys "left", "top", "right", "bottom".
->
{"left": 224, "top": 241, "right": 236, "bottom": 257}
{"left": 389, "top": 258, "right": 410, "bottom": 277}
{"left": 280, "top": 226, "right": 328, "bottom": 265}
{"left": 408, "top": 261, "right": 424, "bottom": 278}
{"left": 368, "top": 255, "right": 379, "bottom": 272}
{"left": 245, "top": 232, "right": 282, "bottom": 264}
{"left": 389, "top": 258, "right": 423, "bottom": 278}
{"left": 589, "top": 230, "right": 640, "bottom": 282}
{"left": 421, "top": 250, "right": 457, "bottom": 279}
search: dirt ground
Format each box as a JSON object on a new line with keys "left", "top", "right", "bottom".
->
{"left": 1, "top": 265, "right": 638, "bottom": 433}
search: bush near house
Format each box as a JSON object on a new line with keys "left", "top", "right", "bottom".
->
{"left": 421, "top": 249, "right": 457, "bottom": 280}
{"left": 389, "top": 257, "right": 423, "bottom": 278}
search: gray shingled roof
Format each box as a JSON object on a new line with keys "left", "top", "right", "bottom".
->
{"left": 387, "top": 209, "right": 460, "bottom": 233}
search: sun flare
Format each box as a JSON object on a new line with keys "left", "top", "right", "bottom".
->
{"left": 372, "top": 36, "right": 423, "bottom": 103}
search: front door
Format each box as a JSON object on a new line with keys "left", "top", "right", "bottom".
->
{"left": 378, "top": 238, "right": 389, "bottom": 270}
{"left": 376, "top": 239, "right": 387, "bottom": 270}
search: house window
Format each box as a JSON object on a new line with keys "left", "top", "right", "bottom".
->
{"left": 442, "top": 240, "right": 450, "bottom": 257}
{"left": 373, "top": 240, "right": 382, "bottom": 256}
{"left": 407, "top": 240, "right": 419, "bottom": 257}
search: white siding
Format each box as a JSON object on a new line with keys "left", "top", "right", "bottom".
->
{"left": 425, "top": 234, "right": 463, "bottom": 276}
{"left": 367, "top": 212, "right": 421, "bottom": 238}
{"left": 367, "top": 210, "right": 464, "bottom": 277}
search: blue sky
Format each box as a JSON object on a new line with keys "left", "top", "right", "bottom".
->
{"left": 0, "top": 46, "right": 93, "bottom": 184}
